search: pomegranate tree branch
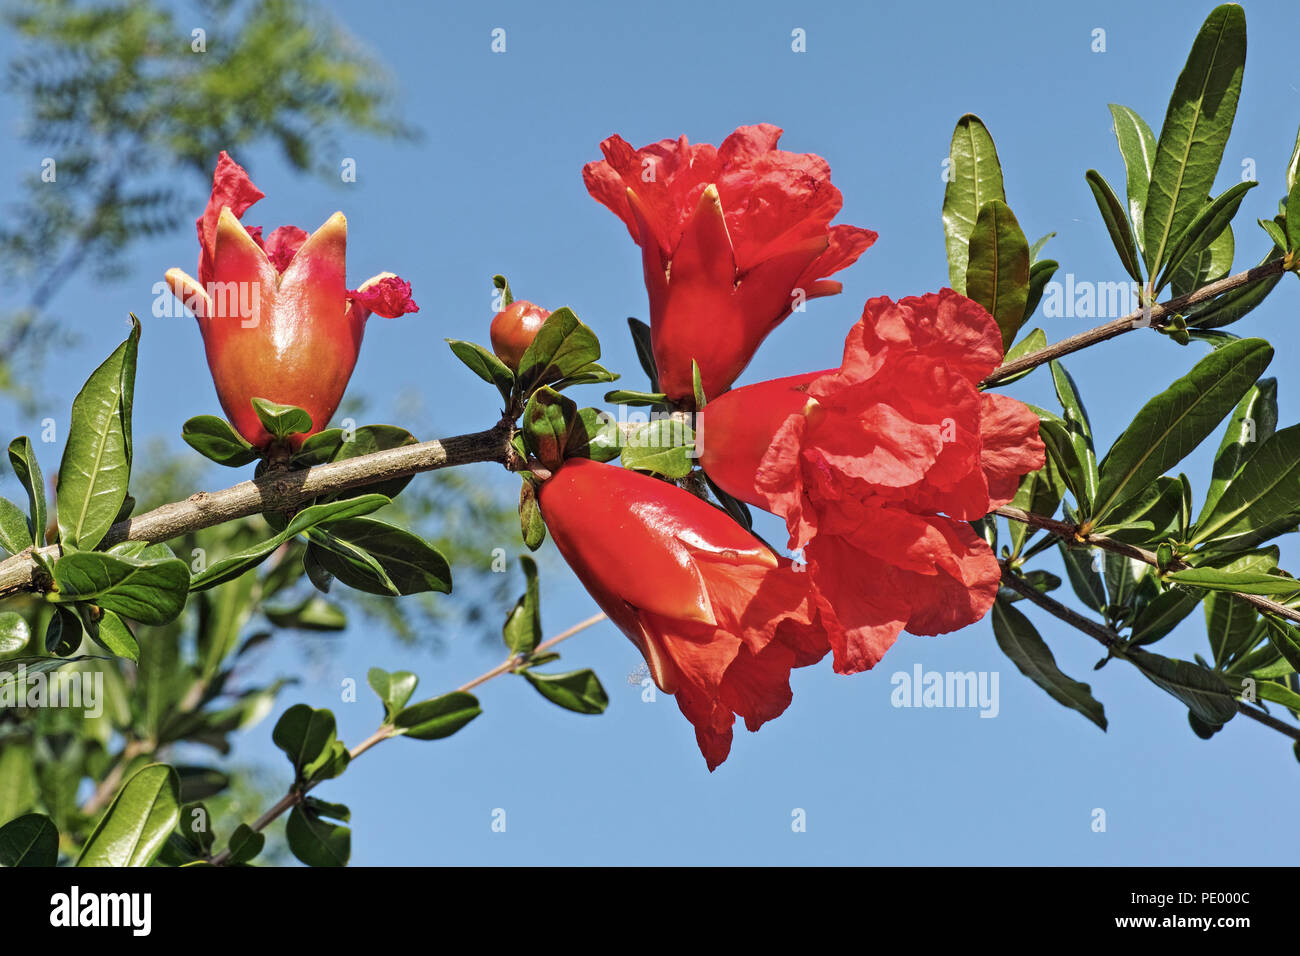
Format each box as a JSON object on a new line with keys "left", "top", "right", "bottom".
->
{"left": 981, "top": 259, "right": 1289, "bottom": 388}
{"left": 0, "top": 419, "right": 517, "bottom": 597}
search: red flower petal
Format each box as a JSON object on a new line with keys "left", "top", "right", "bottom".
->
{"left": 264, "top": 225, "right": 309, "bottom": 273}
{"left": 196, "top": 151, "right": 265, "bottom": 287}
{"left": 347, "top": 275, "right": 420, "bottom": 319}
{"left": 979, "top": 393, "right": 1048, "bottom": 507}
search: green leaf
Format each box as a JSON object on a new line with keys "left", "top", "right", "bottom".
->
{"left": 1007, "top": 459, "right": 1063, "bottom": 557}
{"left": 224, "top": 824, "right": 265, "bottom": 865}
{"left": 52, "top": 551, "right": 190, "bottom": 627}
{"left": 1050, "top": 362, "right": 1099, "bottom": 507}
{"left": 1085, "top": 169, "right": 1144, "bottom": 282}
{"left": 692, "top": 359, "right": 707, "bottom": 409}
{"left": 1129, "top": 586, "right": 1201, "bottom": 646}
{"left": 516, "top": 307, "right": 601, "bottom": 393}
{"left": 189, "top": 494, "right": 390, "bottom": 591}
{"left": 322, "top": 424, "right": 420, "bottom": 502}
{"left": 309, "top": 518, "right": 451, "bottom": 596}
{"left": 1108, "top": 104, "right": 1158, "bottom": 254}
{"left": 1154, "top": 181, "right": 1257, "bottom": 292}
{"left": 627, "top": 317, "right": 659, "bottom": 391}
{"left": 393, "top": 691, "right": 481, "bottom": 740}
{"left": 551, "top": 363, "right": 619, "bottom": 391}
{"left": 44, "top": 606, "right": 82, "bottom": 656}
{"left": 567, "top": 408, "right": 622, "bottom": 464}
{"left": 996, "top": 327, "right": 1047, "bottom": 386}
{"left": 1198, "top": 378, "right": 1277, "bottom": 519}
{"left": 942, "top": 114, "right": 1006, "bottom": 295}
{"left": 367, "top": 667, "right": 418, "bottom": 724}
{"left": 0, "top": 813, "right": 59, "bottom": 867}
{"left": 503, "top": 555, "right": 541, "bottom": 655}
{"left": 1286, "top": 178, "right": 1300, "bottom": 251}
{"left": 1257, "top": 679, "right": 1300, "bottom": 714}
{"left": 272, "top": 704, "right": 339, "bottom": 780}
{"left": 250, "top": 397, "right": 313, "bottom": 440}
{"left": 493, "top": 273, "right": 514, "bottom": 308}
{"left": 991, "top": 598, "right": 1107, "bottom": 729}
{"left": 181, "top": 415, "right": 259, "bottom": 467}
{"left": 965, "top": 199, "right": 1031, "bottom": 350}
{"left": 522, "top": 668, "right": 609, "bottom": 715}
{"left": 0, "top": 498, "right": 32, "bottom": 556}
{"left": 620, "top": 418, "right": 696, "bottom": 479}
{"left": 1059, "top": 543, "right": 1106, "bottom": 614}
{"left": 76, "top": 763, "right": 180, "bottom": 867}
{"left": 1184, "top": 248, "right": 1286, "bottom": 329}
{"left": 8, "top": 437, "right": 46, "bottom": 547}
{"left": 1190, "top": 423, "right": 1300, "bottom": 551}
{"left": 91, "top": 610, "right": 139, "bottom": 661}
{"left": 1165, "top": 566, "right": 1300, "bottom": 596}
{"left": 446, "top": 339, "right": 515, "bottom": 405}
{"left": 57, "top": 317, "right": 140, "bottom": 551}
{"left": 522, "top": 386, "right": 579, "bottom": 471}
{"left": 1141, "top": 3, "right": 1247, "bottom": 275}
{"left": 519, "top": 479, "right": 546, "bottom": 551}
{"left": 1029, "top": 232, "right": 1056, "bottom": 262}
{"left": 605, "top": 389, "right": 668, "bottom": 406}
{"left": 1023, "top": 261, "right": 1058, "bottom": 326}
{"left": 263, "top": 595, "right": 347, "bottom": 631}
{"left": 0, "top": 611, "right": 30, "bottom": 654}
{"left": 1125, "top": 646, "right": 1238, "bottom": 725}
{"left": 1264, "top": 617, "right": 1300, "bottom": 674}
{"left": 286, "top": 805, "right": 349, "bottom": 867}
{"left": 1093, "top": 337, "right": 1273, "bottom": 521}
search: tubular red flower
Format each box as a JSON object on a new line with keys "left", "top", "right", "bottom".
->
{"left": 538, "top": 458, "right": 827, "bottom": 770}
{"left": 583, "top": 124, "right": 876, "bottom": 403}
{"left": 164, "top": 151, "right": 418, "bottom": 449}
{"left": 697, "top": 290, "right": 1045, "bottom": 673}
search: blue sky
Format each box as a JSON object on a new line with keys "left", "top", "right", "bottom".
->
{"left": 2, "top": 0, "right": 1299, "bottom": 864}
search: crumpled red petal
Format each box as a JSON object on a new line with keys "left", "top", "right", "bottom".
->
{"left": 347, "top": 275, "right": 420, "bottom": 318}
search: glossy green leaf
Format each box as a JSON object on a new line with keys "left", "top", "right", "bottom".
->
{"left": 620, "top": 418, "right": 696, "bottom": 479}
{"left": 1184, "top": 247, "right": 1285, "bottom": 329}
{"left": 965, "top": 199, "right": 1030, "bottom": 350}
{"left": 250, "top": 397, "right": 312, "bottom": 440}
{"left": 90, "top": 610, "right": 139, "bottom": 661}
{"left": 224, "top": 823, "right": 265, "bottom": 865}
{"left": 519, "top": 479, "right": 545, "bottom": 551}
{"left": 991, "top": 597, "right": 1107, "bottom": 729}
{"left": 996, "top": 326, "right": 1047, "bottom": 386}
{"left": 522, "top": 386, "right": 579, "bottom": 471}
{"left": 523, "top": 668, "right": 609, "bottom": 715}
{"left": 52, "top": 551, "right": 189, "bottom": 627}
{"left": 286, "top": 805, "right": 349, "bottom": 867}
{"left": 568, "top": 408, "right": 622, "bottom": 464}
{"left": 605, "top": 389, "right": 668, "bottom": 406}
{"left": 1198, "top": 378, "right": 1277, "bottom": 519}
{"left": 1050, "top": 361, "right": 1099, "bottom": 506}
{"left": 503, "top": 555, "right": 541, "bottom": 655}
{"left": 0, "top": 611, "right": 30, "bottom": 654}
{"left": 44, "top": 606, "right": 81, "bottom": 656}
{"left": 367, "top": 667, "right": 419, "bottom": 724}
{"left": 8, "top": 437, "right": 46, "bottom": 548}
{"left": 181, "top": 415, "right": 259, "bottom": 467}
{"left": 0, "top": 497, "right": 32, "bottom": 556}
{"left": 0, "top": 813, "right": 59, "bottom": 867}
{"left": 1059, "top": 543, "right": 1106, "bottom": 614}
{"left": 189, "top": 494, "right": 390, "bottom": 591}
{"left": 1263, "top": 617, "right": 1300, "bottom": 674}
{"left": 1155, "top": 181, "right": 1256, "bottom": 291}
{"left": 942, "top": 114, "right": 1006, "bottom": 295}
{"left": 1108, "top": 104, "right": 1158, "bottom": 253}
{"left": 322, "top": 424, "right": 420, "bottom": 502}
{"left": 627, "top": 317, "right": 658, "bottom": 391}
{"left": 1165, "top": 566, "right": 1300, "bottom": 596}
{"left": 446, "top": 338, "right": 515, "bottom": 405}
{"left": 1125, "top": 646, "right": 1238, "bottom": 725}
{"left": 272, "top": 704, "right": 339, "bottom": 780}
{"left": 263, "top": 595, "right": 347, "bottom": 631}
{"left": 56, "top": 317, "right": 139, "bottom": 551}
{"left": 1022, "top": 260, "right": 1058, "bottom": 326}
{"left": 393, "top": 691, "right": 481, "bottom": 740}
{"left": 1191, "top": 423, "right": 1300, "bottom": 550}
{"left": 1094, "top": 337, "right": 1272, "bottom": 521}
{"left": 76, "top": 763, "right": 180, "bottom": 867}
{"left": 1085, "top": 169, "right": 1144, "bottom": 282}
{"left": 309, "top": 518, "right": 451, "bottom": 596}
{"left": 516, "top": 307, "right": 601, "bottom": 393}
{"left": 1007, "top": 458, "right": 1063, "bottom": 557}
{"left": 1128, "top": 586, "right": 1201, "bottom": 646}
{"left": 1141, "top": 3, "right": 1247, "bottom": 274}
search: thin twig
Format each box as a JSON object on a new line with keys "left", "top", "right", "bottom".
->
{"left": 981, "top": 260, "right": 1289, "bottom": 388}
{"left": 206, "top": 611, "right": 608, "bottom": 866}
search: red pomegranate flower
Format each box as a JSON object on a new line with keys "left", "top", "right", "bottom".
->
{"left": 698, "top": 290, "right": 1045, "bottom": 674}
{"left": 164, "top": 151, "right": 418, "bottom": 449}
{"left": 583, "top": 124, "right": 876, "bottom": 403}
{"left": 538, "top": 458, "right": 828, "bottom": 770}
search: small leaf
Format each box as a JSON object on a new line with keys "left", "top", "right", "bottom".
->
{"left": 605, "top": 389, "right": 668, "bottom": 406}
{"left": 519, "top": 479, "right": 546, "bottom": 551}
{"left": 446, "top": 339, "right": 514, "bottom": 405}
{"left": 1059, "top": 543, "right": 1106, "bottom": 614}
{"left": 91, "top": 610, "right": 139, "bottom": 662}
{"left": 367, "top": 668, "right": 419, "bottom": 724}
{"left": 1263, "top": 617, "right": 1300, "bottom": 674}
{"left": 991, "top": 597, "right": 1107, "bottom": 729}
{"left": 250, "top": 398, "right": 313, "bottom": 440}
{"left": 523, "top": 668, "right": 610, "bottom": 715}
{"left": 1128, "top": 587, "right": 1201, "bottom": 646}
{"left": 1125, "top": 647, "right": 1238, "bottom": 725}
{"left": 965, "top": 199, "right": 1030, "bottom": 350}
{"left": 942, "top": 114, "right": 1006, "bottom": 295}
{"left": 393, "top": 691, "right": 481, "bottom": 740}
{"left": 181, "top": 415, "right": 259, "bottom": 467}
{"left": 44, "top": 606, "right": 82, "bottom": 656}
{"left": 620, "top": 418, "right": 696, "bottom": 479}
{"left": 7, "top": 437, "right": 46, "bottom": 548}
{"left": 286, "top": 805, "right": 349, "bottom": 867}
{"left": 1108, "top": 104, "right": 1158, "bottom": 253}
{"left": 309, "top": 518, "right": 451, "bottom": 596}
{"left": 516, "top": 307, "right": 601, "bottom": 393}
{"left": 627, "top": 317, "right": 658, "bottom": 391}
{"left": 0, "top": 498, "right": 32, "bottom": 556}
{"left": 1085, "top": 169, "right": 1144, "bottom": 282}
{"left": 77, "top": 764, "right": 180, "bottom": 867}
{"left": 224, "top": 823, "right": 265, "bottom": 865}
{"left": 502, "top": 555, "right": 541, "bottom": 655}
{"left": 272, "top": 704, "right": 338, "bottom": 780}
{"left": 0, "top": 611, "right": 30, "bottom": 654}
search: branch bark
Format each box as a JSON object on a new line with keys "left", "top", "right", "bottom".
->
{"left": 981, "top": 259, "right": 1289, "bottom": 388}
{"left": 0, "top": 420, "right": 516, "bottom": 597}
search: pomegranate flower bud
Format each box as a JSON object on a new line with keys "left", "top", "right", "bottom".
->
{"left": 583, "top": 124, "right": 876, "bottom": 403}
{"left": 697, "top": 290, "right": 1045, "bottom": 674}
{"left": 164, "top": 151, "right": 418, "bottom": 450}
{"left": 490, "top": 299, "right": 551, "bottom": 370}
{"left": 538, "top": 458, "right": 827, "bottom": 771}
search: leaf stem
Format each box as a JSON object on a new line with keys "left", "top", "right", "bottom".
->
{"left": 206, "top": 610, "right": 607, "bottom": 866}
